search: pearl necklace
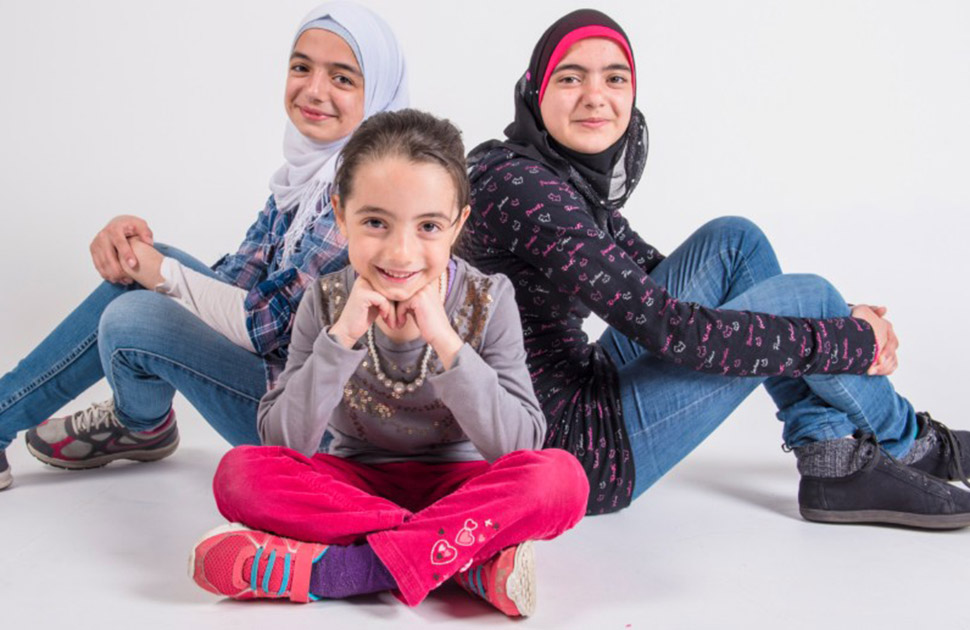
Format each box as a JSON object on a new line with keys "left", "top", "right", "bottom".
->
{"left": 366, "top": 269, "right": 448, "bottom": 398}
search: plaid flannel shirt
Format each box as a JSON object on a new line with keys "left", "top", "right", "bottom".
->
{"left": 213, "top": 195, "right": 348, "bottom": 388}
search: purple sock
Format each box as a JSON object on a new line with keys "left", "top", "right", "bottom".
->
{"left": 308, "top": 542, "right": 397, "bottom": 599}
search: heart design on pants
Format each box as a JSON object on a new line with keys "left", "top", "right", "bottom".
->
{"left": 455, "top": 519, "right": 478, "bottom": 547}
{"left": 430, "top": 539, "right": 458, "bottom": 565}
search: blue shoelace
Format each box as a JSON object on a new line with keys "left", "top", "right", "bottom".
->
{"left": 462, "top": 565, "right": 488, "bottom": 599}
{"left": 249, "top": 545, "right": 330, "bottom": 599}
{"left": 249, "top": 547, "right": 292, "bottom": 596}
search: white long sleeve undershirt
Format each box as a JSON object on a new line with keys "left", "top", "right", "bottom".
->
{"left": 155, "top": 257, "right": 256, "bottom": 353}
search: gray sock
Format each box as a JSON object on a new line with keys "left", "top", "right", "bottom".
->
{"left": 899, "top": 425, "right": 938, "bottom": 465}
{"left": 793, "top": 438, "right": 876, "bottom": 478}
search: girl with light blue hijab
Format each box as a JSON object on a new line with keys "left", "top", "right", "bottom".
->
{"left": 273, "top": 1, "right": 409, "bottom": 260}
{"left": 0, "top": 2, "right": 408, "bottom": 488}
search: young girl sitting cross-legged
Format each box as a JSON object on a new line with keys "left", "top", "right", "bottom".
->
{"left": 188, "top": 109, "right": 589, "bottom": 617}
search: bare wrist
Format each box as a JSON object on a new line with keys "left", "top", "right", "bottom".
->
{"left": 327, "top": 324, "right": 359, "bottom": 349}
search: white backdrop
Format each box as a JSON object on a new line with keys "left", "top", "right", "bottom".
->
{"left": 1, "top": 0, "right": 967, "bottom": 420}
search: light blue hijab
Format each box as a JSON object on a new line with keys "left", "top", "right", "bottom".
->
{"left": 271, "top": 1, "right": 409, "bottom": 263}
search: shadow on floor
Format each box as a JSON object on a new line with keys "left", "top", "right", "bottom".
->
{"left": 669, "top": 458, "right": 801, "bottom": 521}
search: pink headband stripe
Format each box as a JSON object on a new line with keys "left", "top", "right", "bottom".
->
{"left": 538, "top": 25, "right": 636, "bottom": 105}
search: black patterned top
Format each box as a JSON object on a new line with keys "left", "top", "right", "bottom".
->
{"left": 463, "top": 148, "right": 878, "bottom": 514}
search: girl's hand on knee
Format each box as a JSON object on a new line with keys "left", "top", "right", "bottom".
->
{"left": 329, "top": 277, "right": 394, "bottom": 349}
{"left": 851, "top": 304, "right": 899, "bottom": 375}
{"left": 90, "top": 215, "right": 155, "bottom": 284}
{"left": 119, "top": 238, "right": 164, "bottom": 289}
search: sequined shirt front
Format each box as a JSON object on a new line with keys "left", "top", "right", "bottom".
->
{"left": 257, "top": 258, "right": 546, "bottom": 464}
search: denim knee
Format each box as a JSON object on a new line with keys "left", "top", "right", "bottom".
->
{"left": 97, "top": 291, "right": 170, "bottom": 350}
{"left": 780, "top": 273, "right": 850, "bottom": 318}
{"left": 698, "top": 215, "right": 767, "bottom": 249}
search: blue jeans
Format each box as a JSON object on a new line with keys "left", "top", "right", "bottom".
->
{"left": 0, "top": 244, "right": 264, "bottom": 450}
{"left": 599, "top": 217, "right": 918, "bottom": 499}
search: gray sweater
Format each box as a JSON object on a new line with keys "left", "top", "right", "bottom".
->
{"left": 257, "top": 258, "right": 546, "bottom": 463}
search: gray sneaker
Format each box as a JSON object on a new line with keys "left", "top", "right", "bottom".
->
{"left": 25, "top": 400, "right": 179, "bottom": 470}
{"left": 0, "top": 450, "right": 11, "bottom": 490}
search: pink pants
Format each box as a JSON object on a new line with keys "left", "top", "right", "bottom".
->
{"left": 213, "top": 446, "right": 589, "bottom": 606}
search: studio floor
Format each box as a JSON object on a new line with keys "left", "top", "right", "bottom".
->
{"left": 1, "top": 391, "right": 965, "bottom": 630}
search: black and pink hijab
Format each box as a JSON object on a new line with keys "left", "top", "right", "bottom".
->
{"left": 469, "top": 9, "right": 649, "bottom": 215}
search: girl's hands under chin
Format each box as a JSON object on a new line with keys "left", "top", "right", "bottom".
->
{"left": 395, "top": 279, "right": 464, "bottom": 369}
{"left": 328, "top": 277, "right": 394, "bottom": 349}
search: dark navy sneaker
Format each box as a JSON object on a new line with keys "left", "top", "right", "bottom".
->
{"left": 25, "top": 400, "right": 179, "bottom": 470}
{"left": 0, "top": 449, "right": 11, "bottom": 490}
{"left": 799, "top": 433, "right": 970, "bottom": 530}
{"left": 906, "top": 412, "right": 970, "bottom": 487}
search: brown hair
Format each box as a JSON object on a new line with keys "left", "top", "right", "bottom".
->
{"left": 334, "top": 108, "right": 469, "bottom": 213}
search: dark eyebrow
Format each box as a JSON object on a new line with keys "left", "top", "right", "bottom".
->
{"left": 416, "top": 211, "right": 455, "bottom": 222}
{"left": 289, "top": 51, "right": 362, "bottom": 77}
{"left": 552, "top": 62, "right": 631, "bottom": 74}
{"left": 354, "top": 205, "right": 393, "bottom": 218}
{"left": 355, "top": 206, "right": 455, "bottom": 222}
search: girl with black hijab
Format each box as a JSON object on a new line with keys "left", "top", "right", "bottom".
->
{"left": 464, "top": 8, "right": 970, "bottom": 527}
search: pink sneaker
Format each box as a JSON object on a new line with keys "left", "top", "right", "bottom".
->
{"left": 454, "top": 541, "right": 536, "bottom": 617}
{"left": 189, "top": 523, "right": 328, "bottom": 603}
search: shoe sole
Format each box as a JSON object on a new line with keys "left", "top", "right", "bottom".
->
{"left": 505, "top": 540, "right": 536, "bottom": 617}
{"left": 801, "top": 506, "right": 970, "bottom": 530}
{"left": 0, "top": 468, "right": 11, "bottom": 491}
{"left": 25, "top": 434, "right": 180, "bottom": 470}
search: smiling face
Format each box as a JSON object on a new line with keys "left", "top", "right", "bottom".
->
{"left": 334, "top": 155, "right": 470, "bottom": 303}
{"left": 538, "top": 37, "right": 634, "bottom": 154}
{"left": 284, "top": 29, "right": 365, "bottom": 143}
